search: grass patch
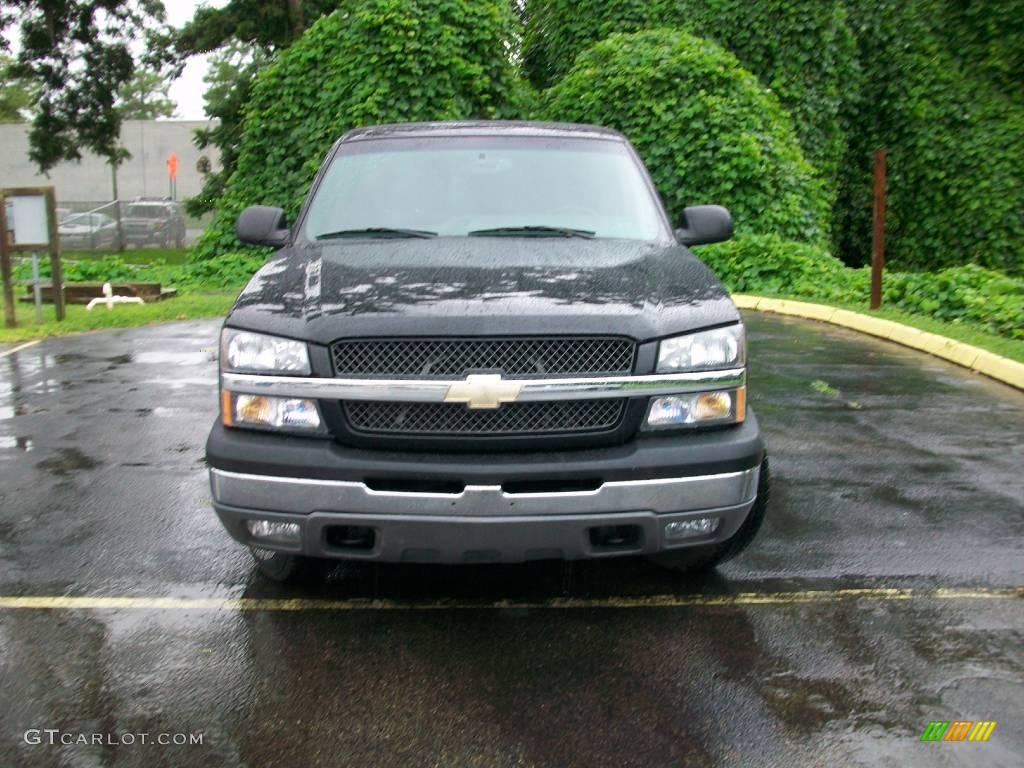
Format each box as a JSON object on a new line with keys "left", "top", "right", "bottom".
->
{"left": 0, "top": 292, "right": 237, "bottom": 343}
{"left": 810, "top": 379, "right": 841, "bottom": 397}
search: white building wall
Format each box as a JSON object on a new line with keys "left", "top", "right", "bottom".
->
{"left": 0, "top": 120, "right": 220, "bottom": 204}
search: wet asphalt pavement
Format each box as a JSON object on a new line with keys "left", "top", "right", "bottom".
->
{"left": 0, "top": 312, "right": 1021, "bottom": 767}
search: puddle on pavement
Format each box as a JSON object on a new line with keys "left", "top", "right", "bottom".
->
{"left": 0, "top": 436, "right": 34, "bottom": 451}
{"left": 35, "top": 447, "right": 100, "bottom": 474}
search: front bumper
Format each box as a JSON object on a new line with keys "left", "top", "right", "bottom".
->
{"left": 208, "top": 413, "right": 764, "bottom": 564}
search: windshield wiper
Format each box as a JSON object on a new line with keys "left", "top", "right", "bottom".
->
{"left": 315, "top": 227, "right": 437, "bottom": 240}
{"left": 467, "top": 226, "right": 596, "bottom": 239}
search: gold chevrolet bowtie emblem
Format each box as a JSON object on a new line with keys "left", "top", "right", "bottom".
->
{"left": 445, "top": 374, "right": 523, "bottom": 409}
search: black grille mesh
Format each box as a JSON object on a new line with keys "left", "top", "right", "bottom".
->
{"left": 331, "top": 337, "right": 634, "bottom": 378}
{"left": 344, "top": 399, "right": 625, "bottom": 436}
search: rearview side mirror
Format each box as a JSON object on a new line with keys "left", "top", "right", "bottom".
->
{"left": 674, "top": 205, "right": 733, "bottom": 246}
{"left": 236, "top": 205, "right": 290, "bottom": 248}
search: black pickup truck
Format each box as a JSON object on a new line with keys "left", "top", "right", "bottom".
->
{"left": 207, "top": 121, "right": 768, "bottom": 581}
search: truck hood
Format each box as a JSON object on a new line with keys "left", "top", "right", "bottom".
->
{"left": 226, "top": 237, "right": 739, "bottom": 344}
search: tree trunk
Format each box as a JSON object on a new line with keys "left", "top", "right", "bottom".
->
{"left": 110, "top": 162, "right": 125, "bottom": 252}
{"left": 288, "top": 0, "right": 304, "bottom": 37}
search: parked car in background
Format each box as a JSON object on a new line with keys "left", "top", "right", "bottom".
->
{"left": 58, "top": 212, "right": 118, "bottom": 250}
{"left": 122, "top": 198, "right": 186, "bottom": 248}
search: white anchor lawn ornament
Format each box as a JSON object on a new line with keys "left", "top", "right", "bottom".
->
{"left": 86, "top": 282, "right": 146, "bottom": 311}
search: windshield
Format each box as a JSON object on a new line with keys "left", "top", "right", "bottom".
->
{"left": 302, "top": 136, "right": 667, "bottom": 241}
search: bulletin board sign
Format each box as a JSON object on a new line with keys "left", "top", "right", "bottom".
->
{"left": 6, "top": 193, "right": 50, "bottom": 247}
{"left": 0, "top": 186, "right": 65, "bottom": 326}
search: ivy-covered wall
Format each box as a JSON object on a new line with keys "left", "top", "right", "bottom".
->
{"left": 523, "top": 0, "right": 1024, "bottom": 274}
{"left": 835, "top": 0, "right": 1024, "bottom": 273}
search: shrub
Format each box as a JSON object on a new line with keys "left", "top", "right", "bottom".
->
{"left": 885, "top": 266, "right": 1024, "bottom": 339}
{"left": 541, "top": 30, "right": 830, "bottom": 243}
{"left": 523, "top": 0, "right": 856, "bottom": 201}
{"left": 171, "top": 252, "right": 268, "bottom": 290}
{"left": 697, "top": 234, "right": 867, "bottom": 305}
{"left": 192, "top": 0, "right": 527, "bottom": 261}
{"left": 12, "top": 256, "right": 157, "bottom": 283}
{"left": 697, "top": 235, "right": 1024, "bottom": 339}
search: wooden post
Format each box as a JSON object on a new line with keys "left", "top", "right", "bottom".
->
{"left": 870, "top": 148, "right": 887, "bottom": 310}
{"left": 0, "top": 196, "right": 15, "bottom": 327}
{"left": 44, "top": 188, "right": 65, "bottom": 321}
{"left": 1, "top": 186, "right": 65, "bottom": 325}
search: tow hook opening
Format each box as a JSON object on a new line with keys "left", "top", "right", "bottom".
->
{"left": 588, "top": 524, "right": 642, "bottom": 552}
{"left": 325, "top": 525, "right": 376, "bottom": 551}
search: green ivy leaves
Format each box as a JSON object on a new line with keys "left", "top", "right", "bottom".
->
{"left": 541, "top": 30, "right": 830, "bottom": 244}
{"left": 698, "top": 235, "right": 1024, "bottom": 339}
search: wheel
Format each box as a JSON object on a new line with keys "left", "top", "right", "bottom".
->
{"left": 649, "top": 458, "right": 770, "bottom": 573}
{"left": 248, "top": 546, "right": 312, "bottom": 583}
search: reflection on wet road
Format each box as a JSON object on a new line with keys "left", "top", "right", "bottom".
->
{"left": 0, "top": 314, "right": 1021, "bottom": 767}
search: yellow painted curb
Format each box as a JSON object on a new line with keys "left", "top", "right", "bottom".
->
{"left": 732, "top": 294, "right": 1024, "bottom": 392}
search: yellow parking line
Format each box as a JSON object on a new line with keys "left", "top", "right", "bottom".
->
{"left": 0, "top": 587, "right": 1019, "bottom": 612}
{"left": 0, "top": 339, "right": 40, "bottom": 358}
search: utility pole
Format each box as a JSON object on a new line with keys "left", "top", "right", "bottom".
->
{"left": 870, "top": 148, "right": 886, "bottom": 310}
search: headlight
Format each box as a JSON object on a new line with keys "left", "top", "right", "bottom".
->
{"left": 644, "top": 387, "right": 746, "bottom": 430}
{"left": 657, "top": 325, "right": 745, "bottom": 373}
{"left": 222, "top": 392, "right": 323, "bottom": 432}
{"left": 221, "top": 328, "right": 310, "bottom": 375}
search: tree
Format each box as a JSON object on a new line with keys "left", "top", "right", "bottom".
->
{"left": 165, "top": 0, "right": 338, "bottom": 57}
{"left": 187, "top": 43, "right": 269, "bottom": 216}
{"left": 150, "top": 0, "right": 343, "bottom": 216}
{"left": 1, "top": 1, "right": 168, "bottom": 251}
{"left": 117, "top": 68, "right": 176, "bottom": 120}
{"left": 0, "top": 54, "right": 36, "bottom": 122}
{"left": 1, "top": 1, "right": 166, "bottom": 172}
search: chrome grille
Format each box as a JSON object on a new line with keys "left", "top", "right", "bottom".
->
{"left": 331, "top": 337, "right": 635, "bottom": 378}
{"left": 344, "top": 399, "right": 625, "bottom": 436}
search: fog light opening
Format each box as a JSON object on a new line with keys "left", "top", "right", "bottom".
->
{"left": 664, "top": 517, "right": 720, "bottom": 540}
{"left": 589, "top": 524, "right": 642, "bottom": 551}
{"left": 245, "top": 519, "right": 302, "bottom": 545}
{"left": 325, "top": 525, "right": 376, "bottom": 551}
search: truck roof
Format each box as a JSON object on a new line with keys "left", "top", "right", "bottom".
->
{"left": 339, "top": 121, "right": 627, "bottom": 143}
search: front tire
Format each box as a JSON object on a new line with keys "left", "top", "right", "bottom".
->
{"left": 249, "top": 546, "right": 312, "bottom": 583}
{"left": 649, "top": 458, "right": 770, "bottom": 573}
